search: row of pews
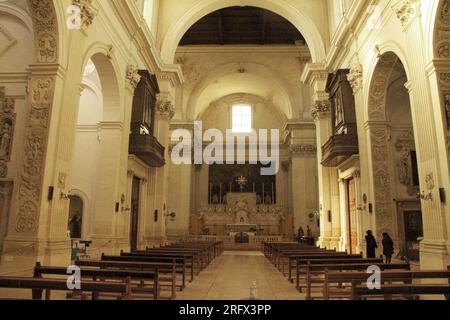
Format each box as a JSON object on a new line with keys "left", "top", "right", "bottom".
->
{"left": 0, "top": 241, "right": 223, "bottom": 300}
{"left": 264, "top": 241, "right": 450, "bottom": 300}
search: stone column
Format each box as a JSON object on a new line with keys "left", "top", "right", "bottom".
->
{"left": 302, "top": 64, "right": 332, "bottom": 248}
{"left": 329, "top": 168, "right": 341, "bottom": 250}
{"left": 151, "top": 90, "right": 175, "bottom": 242}
{"left": 348, "top": 63, "right": 371, "bottom": 255}
{"left": 2, "top": 63, "right": 70, "bottom": 267}
{"left": 395, "top": 0, "right": 449, "bottom": 268}
{"left": 287, "top": 122, "right": 318, "bottom": 235}
{"left": 312, "top": 101, "right": 333, "bottom": 248}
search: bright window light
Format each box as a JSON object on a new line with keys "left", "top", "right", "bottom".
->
{"left": 232, "top": 104, "right": 252, "bottom": 133}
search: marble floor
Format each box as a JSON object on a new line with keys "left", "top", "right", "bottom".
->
{"left": 176, "top": 251, "right": 306, "bottom": 300}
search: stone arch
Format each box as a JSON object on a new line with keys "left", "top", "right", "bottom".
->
{"left": 186, "top": 62, "right": 295, "bottom": 120}
{"left": 160, "top": 0, "right": 326, "bottom": 64}
{"left": 433, "top": 0, "right": 450, "bottom": 60}
{"left": 432, "top": 0, "right": 450, "bottom": 143}
{"left": 366, "top": 51, "right": 411, "bottom": 239}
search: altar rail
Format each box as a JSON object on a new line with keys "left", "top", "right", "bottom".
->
{"left": 177, "top": 235, "right": 286, "bottom": 250}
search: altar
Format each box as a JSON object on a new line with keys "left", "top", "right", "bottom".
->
{"left": 193, "top": 192, "right": 291, "bottom": 236}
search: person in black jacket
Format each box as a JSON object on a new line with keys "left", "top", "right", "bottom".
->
{"left": 382, "top": 232, "right": 394, "bottom": 264}
{"left": 365, "top": 230, "right": 378, "bottom": 258}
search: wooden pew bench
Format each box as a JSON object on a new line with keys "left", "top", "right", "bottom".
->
{"left": 288, "top": 254, "right": 364, "bottom": 282}
{"left": 103, "top": 253, "right": 194, "bottom": 283}
{"left": 34, "top": 263, "right": 160, "bottom": 300}
{"left": 352, "top": 284, "right": 450, "bottom": 300}
{"left": 302, "top": 262, "right": 411, "bottom": 299}
{"left": 324, "top": 270, "right": 450, "bottom": 300}
{"left": 75, "top": 259, "right": 182, "bottom": 299}
{"left": 0, "top": 276, "right": 131, "bottom": 300}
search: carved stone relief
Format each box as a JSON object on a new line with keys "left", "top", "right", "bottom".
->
{"left": 13, "top": 0, "right": 59, "bottom": 234}
{"left": 27, "top": 0, "right": 58, "bottom": 63}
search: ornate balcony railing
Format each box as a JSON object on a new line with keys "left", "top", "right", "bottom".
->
{"left": 321, "top": 134, "right": 359, "bottom": 167}
{"left": 129, "top": 133, "right": 165, "bottom": 167}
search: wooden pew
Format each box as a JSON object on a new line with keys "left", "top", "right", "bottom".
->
{"left": 34, "top": 263, "right": 160, "bottom": 300}
{"left": 352, "top": 284, "right": 450, "bottom": 300}
{"left": 291, "top": 256, "right": 378, "bottom": 284}
{"left": 288, "top": 253, "right": 363, "bottom": 281}
{"left": 103, "top": 253, "right": 194, "bottom": 283}
{"left": 76, "top": 258, "right": 182, "bottom": 298}
{"left": 303, "top": 262, "right": 411, "bottom": 299}
{"left": 142, "top": 247, "right": 206, "bottom": 270}
{"left": 0, "top": 276, "right": 131, "bottom": 300}
{"left": 323, "top": 270, "right": 450, "bottom": 300}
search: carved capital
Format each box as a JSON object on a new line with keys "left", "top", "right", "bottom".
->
{"left": 73, "top": 0, "right": 98, "bottom": 32}
{"left": 394, "top": 0, "right": 417, "bottom": 28}
{"left": 347, "top": 64, "right": 363, "bottom": 94}
{"left": 311, "top": 100, "right": 331, "bottom": 121}
{"left": 156, "top": 94, "right": 175, "bottom": 120}
{"left": 125, "top": 65, "right": 141, "bottom": 92}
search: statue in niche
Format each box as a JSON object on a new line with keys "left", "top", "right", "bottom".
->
{"left": 397, "top": 155, "right": 411, "bottom": 186}
{"left": 444, "top": 93, "right": 450, "bottom": 129}
{"left": 0, "top": 120, "right": 12, "bottom": 160}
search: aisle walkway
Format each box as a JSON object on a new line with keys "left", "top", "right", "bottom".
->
{"left": 177, "top": 251, "right": 306, "bottom": 300}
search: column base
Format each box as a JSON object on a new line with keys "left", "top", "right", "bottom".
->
{"left": 329, "top": 236, "right": 341, "bottom": 251}
{"left": 419, "top": 240, "right": 449, "bottom": 269}
{"left": 144, "top": 236, "right": 168, "bottom": 248}
{"left": 0, "top": 236, "right": 71, "bottom": 275}
{"left": 317, "top": 236, "right": 331, "bottom": 249}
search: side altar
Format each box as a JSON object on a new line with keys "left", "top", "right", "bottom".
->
{"left": 190, "top": 193, "right": 293, "bottom": 236}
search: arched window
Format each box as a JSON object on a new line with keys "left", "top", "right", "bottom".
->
{"left": 232, "top": 104, "right": 252, "bottom": 133}
{"left": 68, "top": 196, "right": 83, "bottom": 239}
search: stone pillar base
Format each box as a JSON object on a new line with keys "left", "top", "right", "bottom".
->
{"left": 0, "top": 237, "right": 71, "bottom": 275}
{"left": 317, "top": 236, "right": 331, "bottom": 249}
{"left": 419, "top": 240, "right": 449, "bottom": 270}
{"left": 144, "top": 236, "right": 167, "bottom": 248}
{"left": 329, "top": 237, "right": 341, "bottom": 251}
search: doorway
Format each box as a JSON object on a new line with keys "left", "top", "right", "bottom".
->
{"left": 130, "top": 177, "right": 140, "bottom": 252}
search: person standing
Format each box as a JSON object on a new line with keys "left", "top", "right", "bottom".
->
{"left": 365, "top": 230, "right": 378, "bottom": 258}
{"left": 382, "top": 232, "right": 394, "bottom": 264}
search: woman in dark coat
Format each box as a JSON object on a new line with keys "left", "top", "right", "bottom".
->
{"left": 382, "top": 232, "right": 394, "bottom": 263}
{"left": 365, "top": 230, "right": 378, "bottom": 258}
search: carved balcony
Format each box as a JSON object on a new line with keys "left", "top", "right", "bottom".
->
{"left": 321, "top": 134, "right": 359, "bottom": 167}
{"left": 129, "top": 133, "right": 165, "bottom": 167}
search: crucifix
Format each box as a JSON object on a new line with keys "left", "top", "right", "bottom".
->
{"left": 236, "top": 175, "right": 248, "bottom": 193}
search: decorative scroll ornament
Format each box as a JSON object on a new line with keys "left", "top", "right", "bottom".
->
{"left": 395, "top": 0, "right": 416, "bottom": 28}
{"left": 347, "top": 64, "right": 363, "bottom": 94}
{"left": 311, "top": 100, "right": 331, "bottom": 120}
{"left": 73, "top": 0, "right": 98, "bottom": 31}
{"left": 125, "top": 65, "right": 141, "bottom": 91}
{"left": 289, "top": 144, "right": 317, "bottom": 155}
{"left": 0, "top": 88, "right": 16, "bottom": 178}
{"left": 156, "top": 95, "right": 175, "bottom": 120}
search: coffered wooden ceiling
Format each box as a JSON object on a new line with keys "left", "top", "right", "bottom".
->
{"left": 179, "top": 6, "right": 305, "bottom": 46}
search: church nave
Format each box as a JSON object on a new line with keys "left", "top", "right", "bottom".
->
{"left": 176, "top": 251, "right": 305, "bottom": 301}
